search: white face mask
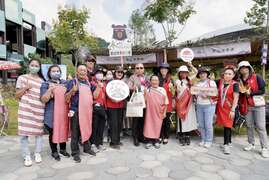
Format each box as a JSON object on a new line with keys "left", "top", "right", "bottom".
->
{"left": 95, "top": 73, "right": 104, "bottom": 81}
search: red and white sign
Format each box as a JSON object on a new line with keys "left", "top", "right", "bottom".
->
{"left": 0, "top": 61, "right": 21, "bottom": 70}
{"left": 179, "top": 48, "right": 194, "bottom": 62}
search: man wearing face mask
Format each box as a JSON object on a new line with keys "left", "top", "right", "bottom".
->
{"left": 90, "top": 66, "right": 107, "bottom": 153}
{"left": 65, "top": 64, "right": 96, "bottom": 163}
{"left": 40, "top": 65, "right": 70, "bottom": 161}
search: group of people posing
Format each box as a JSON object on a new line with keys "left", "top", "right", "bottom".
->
{"left": 15, "top": 55, "right": 269, "bottom": 167}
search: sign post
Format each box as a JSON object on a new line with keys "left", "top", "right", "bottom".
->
{"left": 108, "top": 24, "right": 132, "bottom": 66}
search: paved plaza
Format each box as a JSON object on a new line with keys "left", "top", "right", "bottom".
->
{"left": 0, "top": 135, "right": 269, "bottom": 180}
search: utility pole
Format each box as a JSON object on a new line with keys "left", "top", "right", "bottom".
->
{"left": 262, "top": 0, "right": 269, "bottom": 80}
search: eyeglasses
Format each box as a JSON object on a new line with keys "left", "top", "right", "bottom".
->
{"left": 135, "top": 67, "right": 144, "bottom": 70}
{"left": 116, "top": 71, "right": 123, "bottom": 74}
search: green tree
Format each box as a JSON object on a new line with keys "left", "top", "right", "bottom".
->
{"left": 244, "top": 0, "right": 268, "bottom": 34}
{"left": 129, "top": 9, "right": 156, "bottom": 47}
{"left": 144, "top": 0, "right": 195, "bottom": 46}
{"left": 48, "top": 7, "right": 98, "bottom": 54}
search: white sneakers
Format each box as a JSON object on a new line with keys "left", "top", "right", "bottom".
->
{"left": 24, "top": 155, "right": 32, "bottom": 167}
{"left": 223, "top": 145, "right": 231, "bottom": 155}
{"left": 34, "top": 153, "right": 42, "bottom": 163}
{"left": 261, "top": 148, "right": 269, "bottom": 158}
{"left": 204, "top": 142, "right": 212, "bottom": 148}
{"left": 244, "top": 144, "right": 255, "bottom": 151}
{"left": 199, "top": 141, "right": 212, "bottom": 148}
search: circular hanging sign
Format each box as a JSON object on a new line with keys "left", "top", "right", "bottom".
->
{"left": 106, "top": 80, "right": 130, "bottom": 102}
{"left": 179, "top": 48, "right": 194, "bottom": 62}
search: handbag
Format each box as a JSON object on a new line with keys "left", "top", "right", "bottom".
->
{"left": 126, "top": 91, "right": 145, "bottom": 117}
{"left": 253, "top": 95, "right": 266, "bottom": 106}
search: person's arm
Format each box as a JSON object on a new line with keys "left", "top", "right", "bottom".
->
{"left": 40, "top": 83, "right": 56, "bottom": 103}
{"left": 250, "top": 75, "right": 265, "bottom": 96}
{"left": 127, "top": 75, "right": 136, "bottom": 91}
{"left": 93, "top": 81, "right": 103, "bottom": 99}
{"left": 65, "top": 80, "right": 77, "bottom": 103}
{"left": 187, "top": 62, "right": 198, "bottom": 80}
{"left": 230, "top": 83, "right": 239, "bottom": 120}
{"left": 15, "top": 76, "right": 32, "bottom": 99}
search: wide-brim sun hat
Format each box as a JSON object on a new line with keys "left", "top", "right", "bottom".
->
{"left": 177, "top": 65, "right": 189, "bottom": 73}
{"left": 238, "top": 61, "right": 254, "bottom": 73}
{"left": 196, "top": 67, "right": 210, "bottom": 78}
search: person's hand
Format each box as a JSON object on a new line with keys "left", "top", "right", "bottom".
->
{"left": 229, "top": 111, "right": 235, "bottom": 120}
{"left": 246, "top": 88, "right": 251, "bottom": 95}
{"left": 68, "top": 110, "right": 75, "bottom": 117}
{"left": 97, "top": 81, "right": 104, "bottom": 88}
{"left": 25, "top": 80, "right": 32, "bottom": 91}
{"left": 72, "top": 82, "right": 78, "bottom": 93}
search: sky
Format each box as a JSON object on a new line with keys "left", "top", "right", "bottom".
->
{"left": 22, "top": 0, "right": 255, "bottom": 44}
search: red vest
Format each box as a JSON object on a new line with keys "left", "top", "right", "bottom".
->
{"left": 163, "top": 79, "right": 173, "bottom": 112}
{"left": 92, "top": 81, "right": 107, "bottom": 107}
{"left": 239, "top": 74, "right": 259, "bottom": 115}
{"left": 216, "top": 80, "right": 237, "bottom": 128}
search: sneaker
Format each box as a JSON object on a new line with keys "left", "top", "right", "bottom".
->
{"left": 223, "top": 145, "right": 231, "bottom": 155}
{"left": 73, "top": 155, "right": 81, "bottom": 163}
{"left": 228, "top": 143, "right": 233, "bottom": 147}
{"left": 91, "top": 144, "right": 100, "bottom": 153}
{"left": 51, "top": 152, "right": 61, "bottom": 161}
{"left": 199, "top": 141, "right": 205, "bottom": 147}
{"left": 34, "top": 153, "right": 42, "bottom": 163}
{"left": 84, "top": 149, "right": 96, "bottom": 156}
{"left": 163, "top": 138, "right": 168, "bottom": 144}
{"left": 261, "top": 148, "right": 269, "bottom": 158}
{"left": 24, "top": 155, "right": 32, "bottom": 167}
{"left": 145, "top": 143, "right": 152, "bottom": 149}
{"left": 97, "top": 145, "right": 106, "bottom": 151}
{"left": 204, "top": 142, "right": 212, "bottom": 148}
{"left": 244, "top": 144, "right": 255, "bottom": 151}
{"left": 59, "top": 150, "right": 70, "bottom": 157}
{"left": 154, "top": 142, "right": 161, "bottom": 149}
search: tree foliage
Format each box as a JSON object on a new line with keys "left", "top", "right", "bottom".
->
{"left": 244, "top": 0, "right": 268, "bottom": 34}
{"left": 144, "top": 0, "right": 195, "bottom": 46}
{"left": 129, "top": 9, "right": 156, "bottom": 47}
{"left": 48, "top": 7, "right": 98, "bottom": 54}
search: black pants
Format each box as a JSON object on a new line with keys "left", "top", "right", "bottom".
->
{"left": 132, "top": 115, "right": 145, "bottom": 142}
{"left": 224, "top": 127, "right": 232, "bottom": 145}
{"left": 90, "top": 106, "right": 106, "bottom": 146}
{"left": 160, "top": 112, "right": 171, "bottom": 139}
{"left": 70, "top": 112, "right": 91, "bottom": 156}
{"left": 177, "top": 118, "right": 190, "bottom": 137}
{"left": 107, "top": 108, "right": 123, "bottom": 145}
{"left": 45, "top": 124, "right": 66, "bottom": 153}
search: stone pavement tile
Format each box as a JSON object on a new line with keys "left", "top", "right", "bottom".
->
{"left": 184, "top": 161, "right": 201, "bottom": 172}
{"left": 194, "top": 156, "right": 214, "bottom": 164}
{"left": 36, "top": 167, "right": 56, "bottom": 179}
{"left": 106, "top": 166, "right": 130, "bottom": 175}
{"left": 218, "top": 169, "right": 240, "bottom": 180}
{"left": 153, "top": 166, "right": 170, "bottom": 178}
{"left": 169, "top": 170, "right": 192, "bottom": 180}
{"left": 185, "top": 177, "right": 203, "bottom": 180}
{"left": 14, "top": 165, "right": 40, "bottom": 175}
{"left": 140, "top": 160, "right": 162, "bottom": 169}
{"left": 200, "top": 164, "right": 223, "bottom": 172}
{"left": 67, "top": 171, "right": 95, "bottom": 180}
{"left": 86, "top": 157, "right": 107, "bottom": 165}
{"left": 241, "top": 174, "right": 269, "bottom": 180}
{"left": 156, "top": 153, "right": 171, "bottom": 161}
{"left": 194, "top": 171, "right": 222, "bottom": 180}
{"left": 134, "top": 167, "right": 152, "bottom": 178}
{"left": 229, "top": 158, "right": 252, "bottom": 166}
{"left": 139, "top": 154, "right": 156, "bottom": 161}
{"left": 0, "top": 173, "right": 18, "bottom": 180}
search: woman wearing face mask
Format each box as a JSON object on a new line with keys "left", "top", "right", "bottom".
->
{"left": 106, "top": 66, "right": 126, "bottom": 149}
{"left": 90, "top": 66, "right": 107, "bottom": 153}
{"left": 105, "top": 70, "right": 114, "bottom": 82}
{"left": 40, "top": 65, "right": 70, "bottom": 161}
{"left": 15, "top": 59, "right": 45, "bottom": 167}
{"left": 194, "top": 67, "right": 217, "bottom": 148}
{"left": 216, "top": 66, "right": 239, "bottom": 155}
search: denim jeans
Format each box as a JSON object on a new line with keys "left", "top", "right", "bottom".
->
{"left": 20, "top": 136, "right": 43, "bottom": 158}
{"left": 196, "top": 104, "right": 216, "bottom": 143}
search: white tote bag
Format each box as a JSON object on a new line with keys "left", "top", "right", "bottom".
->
{"left": 126, "top": 90, "right": 145, "bottom": 117}
{"left": 253, "top": 95, "right": 266, "bottom": 107}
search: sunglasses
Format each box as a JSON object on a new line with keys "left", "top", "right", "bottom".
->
{"left": 135, "top": 67, "right": 144, "bottom": 70}
{"left": 116, "top": 71, "right": 124, "bottom": 74}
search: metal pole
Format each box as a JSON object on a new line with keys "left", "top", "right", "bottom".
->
{"left": 263, "top": 0, "right": 269, "bottom": 80}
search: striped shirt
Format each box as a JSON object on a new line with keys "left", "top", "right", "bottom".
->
{"left": 16, "top": 74, "right": 45, "bottom": 136}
